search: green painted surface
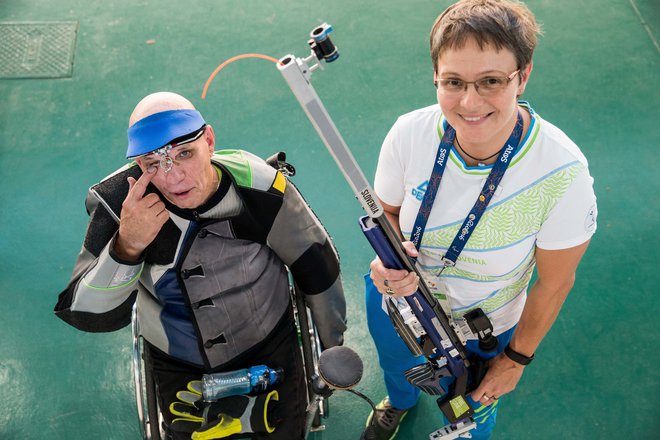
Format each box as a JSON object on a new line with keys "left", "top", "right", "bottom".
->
{"left": 1, "top": 0, "right": 658, "bottom": 438}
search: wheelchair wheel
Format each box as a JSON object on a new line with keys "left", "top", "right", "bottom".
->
{"left": 143, "top": 346, "right": 164, "bottom": 440}
{"left": 291, "top": 280, "right": 329, "bottom": 435}
{"left": 132, "top": 304, "right": 164, "bottom": 440}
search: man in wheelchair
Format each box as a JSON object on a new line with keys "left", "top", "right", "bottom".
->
{"left": 54, "top": 91, "right": 347, "bottom": 439}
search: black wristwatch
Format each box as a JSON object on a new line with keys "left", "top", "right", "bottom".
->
{"left": 504, "top": 343, "right": 534, "bottom": 366}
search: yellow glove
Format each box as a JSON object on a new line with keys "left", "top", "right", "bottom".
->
{"left": 169, "top": 380, "right": 281, "bottom": 439}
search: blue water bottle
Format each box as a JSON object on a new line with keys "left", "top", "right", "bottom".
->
{"left": 201, "top": 365, "right": 284, "bottom": 401}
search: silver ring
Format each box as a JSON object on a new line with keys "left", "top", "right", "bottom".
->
{"left": 386, "top": 287, "right": 395, "bottom": 295}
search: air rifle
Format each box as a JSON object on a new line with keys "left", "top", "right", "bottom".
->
{"left": 277, "top": 24, "right": 499, "bottom": 437}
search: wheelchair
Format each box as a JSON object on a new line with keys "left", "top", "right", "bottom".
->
{"left": 131, "top": 286, "right": 328, "bottom": 439}
{"left": 131, "top": 153, "right": 329, "bottom": 440}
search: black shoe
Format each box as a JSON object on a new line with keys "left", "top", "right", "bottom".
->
{"left": 361, "top": 396, "right": 409, "bottom": 440}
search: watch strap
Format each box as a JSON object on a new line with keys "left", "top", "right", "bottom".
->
{"left": 504, "top": 343, "right": 534, "bottom": 366}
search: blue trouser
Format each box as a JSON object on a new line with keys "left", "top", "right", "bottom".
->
{"left": 365, "top": 274, "right": 515, "bottom": 440}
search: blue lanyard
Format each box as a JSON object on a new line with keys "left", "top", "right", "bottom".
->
{"left": 411, "top": 112, "right": 524, "bottom": 267}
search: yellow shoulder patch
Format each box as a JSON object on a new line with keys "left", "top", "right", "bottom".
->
{"left": 271, "top": 171, "right": 286, "bottom": 194}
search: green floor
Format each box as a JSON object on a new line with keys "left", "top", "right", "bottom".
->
{"left": 1, "top": 0, "right": 659, "bottom": 438}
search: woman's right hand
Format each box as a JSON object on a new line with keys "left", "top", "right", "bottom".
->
{"left": 369, "top": 241, "right": 420, "bottom": 297}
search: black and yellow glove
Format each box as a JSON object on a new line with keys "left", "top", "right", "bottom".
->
{"left": 169, "top": 380, "right": 281, "bottom": 439}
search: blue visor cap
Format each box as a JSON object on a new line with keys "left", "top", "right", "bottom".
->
{"left": 126, "top": 109, "right": 206, "bottom": 159}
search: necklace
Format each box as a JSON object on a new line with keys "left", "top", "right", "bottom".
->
{"left": 455, "top": 137, "right": 502, "bottom": 164}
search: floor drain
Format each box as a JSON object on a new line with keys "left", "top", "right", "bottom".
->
{"left": 0, "top": 21, "right": 78, "bottom": 79}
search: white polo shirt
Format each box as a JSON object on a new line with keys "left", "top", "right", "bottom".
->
{"left": 375, "top": 102, "right": 597, "bottom": 335}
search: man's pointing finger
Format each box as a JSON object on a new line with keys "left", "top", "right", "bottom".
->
{"left": 127, "top": 167, "right": 156, "bottom": 200}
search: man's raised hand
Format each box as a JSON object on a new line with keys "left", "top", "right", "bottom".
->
{"left": 114, "top": 169, "right": 169, "bottom": 262}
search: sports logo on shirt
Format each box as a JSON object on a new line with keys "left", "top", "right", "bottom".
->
{"left": 412, "top": 181, "right": 428, "bottom": 201}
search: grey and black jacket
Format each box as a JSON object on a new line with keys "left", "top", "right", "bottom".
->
{"left": 55, "top": 149, "right": 347, "bottom": 369}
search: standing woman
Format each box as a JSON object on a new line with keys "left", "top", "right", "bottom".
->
{"left": 361, "top": 1, "right": 597, "bottom": 439}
